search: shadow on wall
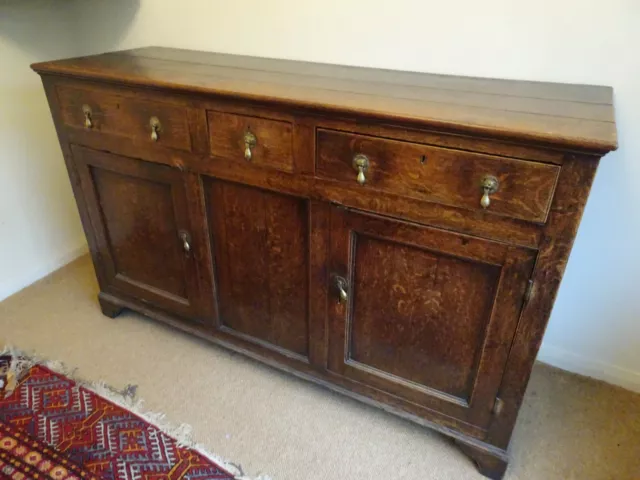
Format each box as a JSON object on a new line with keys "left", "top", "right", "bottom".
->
{"left": 0, "top": 0, "right": 138, "bottom": 301}
{"left": 71, "top": 0, "right": 143, "bottom": 56}
{"left": 0, "top": 0, "right": 140, "bottom": 59}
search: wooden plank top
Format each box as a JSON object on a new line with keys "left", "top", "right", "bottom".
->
{"left": 32, "top": 46, "right": 617, "bottom": 153}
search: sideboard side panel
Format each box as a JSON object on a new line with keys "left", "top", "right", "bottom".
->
{"left": 486, "top": 155, "right": 599, "bottom": 448}
{"left": 40, "top": 76, "right": 110, "bottom": 290}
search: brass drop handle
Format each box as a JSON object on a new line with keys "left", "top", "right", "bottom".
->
{"left": 244, "top": 131, "right": 257, "bottom": 161}
{"left": 352, "top": 154, "right": 370, "bottom": 185}
{"left": 150, "top": 116, "right": 161, "bottom": 142}
{"left": 334, "top": 275, "right": 349, "bottom": 304}
{"left": 179, "top": 230, "right": 191, "bottom": 254}
{"left": 480, "top": 175, "right": 499, "bottom": 209}
{"left": 82, "top": 104, "right": 92, "bottom": 129}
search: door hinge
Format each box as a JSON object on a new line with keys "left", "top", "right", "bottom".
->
{"left": 493, "top": 397, "right": 504, "bottom": 416}
{"left": 523, "top": 279, "right": 534, "bottom": 307}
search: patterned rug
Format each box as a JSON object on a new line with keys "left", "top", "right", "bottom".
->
{"left": 0, "top": 350, "right": 268, "bottom": 480}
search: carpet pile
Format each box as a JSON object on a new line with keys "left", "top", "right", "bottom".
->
{"left": 0, "top": 350, "right": 269, "bottom": 480}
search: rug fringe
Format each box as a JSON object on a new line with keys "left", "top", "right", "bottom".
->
{"left": 0, "top": 345, "right": 272, "bottom": 480}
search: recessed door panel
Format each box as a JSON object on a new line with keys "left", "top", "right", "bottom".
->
{"left": 72, "top": 145, "right": 213, "bottom": 322}
{"left": 350, "top": 234, "right": 501, "bottom": 400}
{"left": 328, "top": 207, "right": 536, "bottom": 428}
{"left": 92, "top": 169, "right": 188, "bottom": 299}
{"left": 205, "top": 179, "right": 309, "bottom": 358}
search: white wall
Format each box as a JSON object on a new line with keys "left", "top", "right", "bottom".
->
{"left": 0, "top": 0, "right": 138, "bottom": 300}
{"left": 0, "top": 1, "right": 87, "bottom": 300}
{"left": 3, "top": 0, "right": 639, "bottom": 391}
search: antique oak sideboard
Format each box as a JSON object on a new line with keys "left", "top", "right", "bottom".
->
{"left": 33, "top": 48, "right": 617, "bottom": 479}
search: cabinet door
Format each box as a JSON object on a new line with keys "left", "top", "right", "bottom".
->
{"left": 328, "top": 207, "right": 535, "bottom": 428}
{"left": 204, "top": 179, "right": 310, "bottom": 361}
{"left": 72, "top": 145, "right": 214, "bottom": 323}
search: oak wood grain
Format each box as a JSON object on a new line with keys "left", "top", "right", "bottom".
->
{"left": 317, "top": 128, "right": 560, "bottom": 223}
{"left": 71, "top": 145, "right": 213, "bottom": 323}
{"left": 97, "top": 289, "right": 489, "bottom": 440}
{"left": 327, "top": 207, "right": 535, "bottom": 429}
{"left": 485, "top": 155, "right": 600, "bottom": 449}
{"left": 33, "top": 47, "right": 617, "bottom": 152}
{"left": 58, "top": 127, "right": 544, "bottom": 249}
{"left": 208, "top": 109, "right": 294, "bottom": 172}
{"left": 57, "top": 84, "right": 192, "bottom": 152}
{"left": 205, "top": 179, "right": 309, "bottom": 358}
{"left": 35, "top": 47, "right": 618, "bottom": 480}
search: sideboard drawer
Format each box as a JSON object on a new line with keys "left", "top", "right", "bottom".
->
{"left": 57, "top": 85, "right": 192, "bottom": 152}
{"left": 316, "top": 128, "right": 560, "bottom": 223}
{"left": 207, "top": 110, "right": 294, "bottom": 173}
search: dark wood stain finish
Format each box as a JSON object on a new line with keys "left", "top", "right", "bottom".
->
{"left": 317, "top": 128, "right": 560, "bottom": 223}
{"left": 34, "top": 47, "right": 617, "bottom": 480}
{"left": 33, "top": 47, "right": 616, "bottom": 152}
{"left": 71, "top": 145, "right": 214, "bottom": 322}
{"left": 58, "top": 84, "right": 192, "bottom": 152}
{"left": 205, "top": 179, "right": 309, "bottom": 359}
{"left": 208, "top": 109, "right": 294, "bottom": 172}
{"left": 328, "top": 208, "right": 535, "bottom": 430}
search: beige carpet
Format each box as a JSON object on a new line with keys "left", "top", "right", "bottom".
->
{"left": 1, "top": 256, "right": 638, "bottom": 480}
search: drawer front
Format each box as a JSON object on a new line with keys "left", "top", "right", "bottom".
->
{"left": 316, "top": 128, "right": 560, "bottom": 223}
{"left": 207, "top": 110, "right": 294, "bottom": 172}
{"left": 57, "top": 85, "right": 192, "bottom": 151}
